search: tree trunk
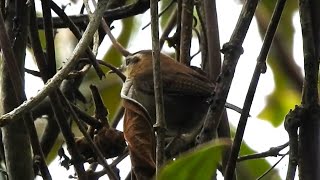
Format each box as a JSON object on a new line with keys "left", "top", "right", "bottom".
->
{"left": 0, "top": 1, "right": 34, "bottom": 179}
{"left": 298, "top": 0, "right": 320, "bottom": 179}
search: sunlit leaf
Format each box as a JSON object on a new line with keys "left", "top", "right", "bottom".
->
{"left": 158, "top": 139, "right": 231, "bottom": 180}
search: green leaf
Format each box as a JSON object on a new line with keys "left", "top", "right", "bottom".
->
{"left": 158, "top": 139, "right": 231, "bottom": 180}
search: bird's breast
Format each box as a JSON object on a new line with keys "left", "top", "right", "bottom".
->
{"left": 127, "top": 86, "right": 209, "bottom": 135}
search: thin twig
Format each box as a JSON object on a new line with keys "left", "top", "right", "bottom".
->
{"left": 97, "top": 60, "right": 126, "bottom": 81}
{"left": 78, "top": 58, "right": 126, "bottom": 81}
{"left": 89, "top": 0, "right": 131, "bottom": 57}
{"left": 237, "top": 142, "right": 288, "bottom": 162}
{"left": 150, "top": 0, "right": 166, "bottom": 175}
{"left": 256, "top": 151, "right": 288, "bottom": 180}
{"left": 224, "top": 0, "right": 287, "bottom": 179}
{"left": 25, "top": 68, "right": 41, "bottom": 77}
{"left": 142, "top": 0, "right": 175, "bottom": 30}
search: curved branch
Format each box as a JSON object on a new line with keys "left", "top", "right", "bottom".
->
{"left": 0, "top": 0, "right": 110, "bottom": 126}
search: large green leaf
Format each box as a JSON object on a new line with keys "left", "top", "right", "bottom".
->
{"left": 158, "top": 139, "right": 231, "bottom": 180}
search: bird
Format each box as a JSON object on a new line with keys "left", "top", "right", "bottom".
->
{"left": 120, "top": 50, "right": 237, "bottom": 136}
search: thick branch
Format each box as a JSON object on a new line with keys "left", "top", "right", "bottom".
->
{"left": 298, "top": 0, "right": 320, "bottom": 179}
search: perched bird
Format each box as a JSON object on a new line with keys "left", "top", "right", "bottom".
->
{"left": 121, "top": 50, "right": 236, "bottom": 135}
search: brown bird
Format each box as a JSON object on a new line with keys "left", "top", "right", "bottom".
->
{"left": 121, "top": 50, "right": 237, "bottom": 136}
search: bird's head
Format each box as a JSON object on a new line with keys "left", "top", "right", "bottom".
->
{"left": 121, "top": 50, "right": 173, "bottom": 78}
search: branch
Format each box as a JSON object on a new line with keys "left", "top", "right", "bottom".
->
{"left": 202, "top": 0, "right": 221, "bottom": 80}
{"left": 37, "top": 0, "right": 150, "bottom": 29}
{"left": 196, "top": 0, "right": 258, "bottom": 146}
{"left": 237, "top": 142, "right": 288, "bottom": 162}
{"left": 224, "top": 0, "right": 287, "bottom": 179}
{"left": 41, "top": 0, "right": 57, "bottom": 77}
{"left": 179, "top": 0, "right": 194, "bottom": 65}
{"left": 298, "top": 0, "right": 320, "bottom": 179}
{"left": 0, "top": 0, "right": 110, "bottom": 126}
{"left": 150, "top": 0, "right": 166, "bottom": 174}
{"left": 90, "top": 0, "right": 131, "bottom": 57}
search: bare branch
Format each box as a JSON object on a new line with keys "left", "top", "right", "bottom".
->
{"left": 224, "top": 0, "right": 287, "bottom": 178}
{"left": 150, "top": 0, "right": 166, "bottom": 174}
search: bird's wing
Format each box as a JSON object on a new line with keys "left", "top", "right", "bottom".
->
{"left": 133, "top": 64, "right": 214, "bottom": 96}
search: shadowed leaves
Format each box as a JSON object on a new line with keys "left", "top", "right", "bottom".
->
{"left": 76, "top": 127, "right": 126, "bottom": 160}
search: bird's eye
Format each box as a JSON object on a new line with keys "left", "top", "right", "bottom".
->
{"left": 125, "top": 56, "right": 140, "bottom": 65}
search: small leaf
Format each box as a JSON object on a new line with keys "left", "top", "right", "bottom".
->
{"left": 158, "top": 139, "right": 231, "bottom": 180}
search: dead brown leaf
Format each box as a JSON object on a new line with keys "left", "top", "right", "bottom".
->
{"left": 123, "top": 99, "right": 156, "bottom": 180}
